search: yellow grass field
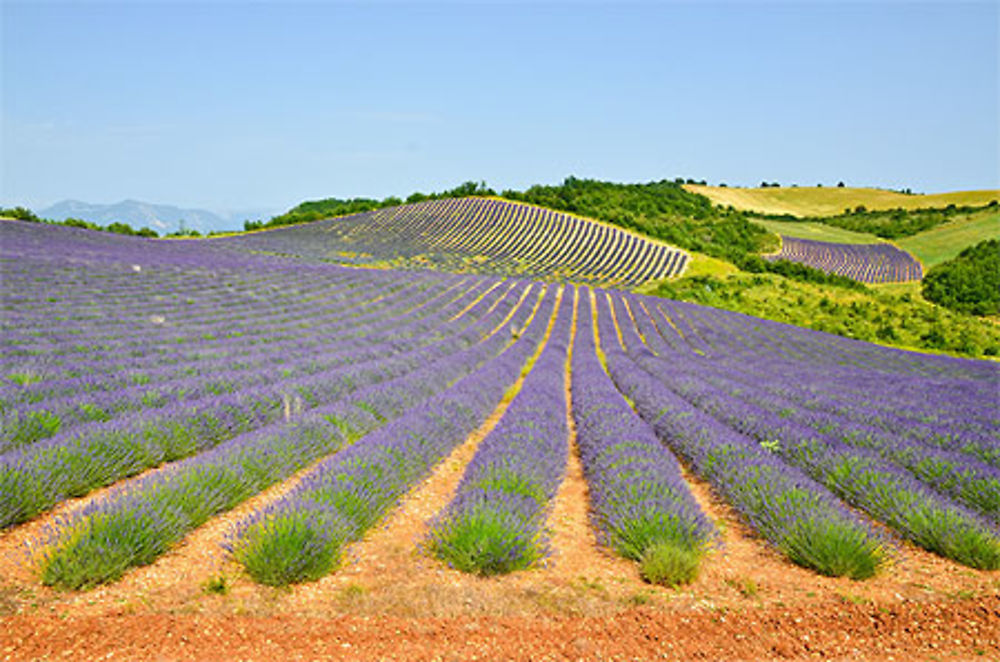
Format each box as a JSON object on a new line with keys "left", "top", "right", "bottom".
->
{"left": 684, "top": 185, "right": 1000, "bottom": 218}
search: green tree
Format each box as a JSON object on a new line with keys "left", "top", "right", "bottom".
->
{"left": 922, "top": 239, "right": 1000, "bottom": 316}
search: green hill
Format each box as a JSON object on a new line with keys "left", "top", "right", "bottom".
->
{"left": 897, "top": 210, "right": 1000, "bottom": 270}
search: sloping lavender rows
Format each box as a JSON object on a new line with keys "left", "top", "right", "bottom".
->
{"left": 570, "top": 291, "right": 715, "bottom": 584}
{"left": 766, "top": 236, "right": 922, "bottom": 283}
{"left": 612, "top": 295, "right": 1000, "bottom": 569}
{"left": 593, "top": 293, "right": 888, "bottom": 579}
{"left": 664, "top": 359, "right": 1000, "bottom": 518}
{"left": 1, "top": 278, "right": 497, "bottom": 451}
{"left": 625, "top": 295, "right": 1000, "bottom": 473}
{"left": 2, "top": 257, "right": 388, "bottom": 363}
{"left": 628, "top": 294, "right": 1000, "bottom": 472}
{"left": 36, "top": 285, "right": 546, "bottom": 589}
{"left": 227, "top": 287, "right": 558, "bottom": 586}
{"left": 1, "top": 262, "right": 451, "bottom": 395}
{"left": 2, "top": 278, "right": 506, "bottom": 467}
{"left": 216, "top": 197, "right": 687, "bottom": 287}
{"left": 651, "top": 295, "right": 992, "bottom": 384}
{"left": 646, "top": 297, "right": 999, "bottom": 435}
{"left": 0, "top": 280, "right": 533, "bottom": 529}
{"left": 426, "top": 287, "right": 574, "bottom": 575}
{"left": 0, "top": 275, "right": 470, "bottom": 413}
{"left": 1, "top": 221, "right": 470, "bottom": 382}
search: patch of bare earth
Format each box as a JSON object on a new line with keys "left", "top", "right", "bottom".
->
{"left": 2, "top": 287, "right": 998, "bottom": 660}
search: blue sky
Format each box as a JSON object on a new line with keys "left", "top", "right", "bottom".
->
{"left": 2, "top": 1, "right": 997, "bottom": 215}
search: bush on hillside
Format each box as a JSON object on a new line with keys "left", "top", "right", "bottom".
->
{"left": 0, "top": 207, "right": 42, "bottom": 223}
{"left": 1, "top": 207, "right": 158, "bottom": 237}
{"left": 922, "top": 239, "right": 1000, "bottom": 317}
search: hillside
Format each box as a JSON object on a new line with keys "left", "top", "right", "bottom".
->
{"left": 764, "top": 237, "right": 922, "bottom": 284}
{"left": 220, "top": 180, "right": 997, "bottom": 357}
{"left": 685, "top": 184, "right": 1000, "bottom": 217}
{"left": 751, "top": 218, "right": 888, "bottom": 245}
{"left": 219, "top": 197, "right": 689, "bottom": 287}
{"left": 896, "top": 209, "right": 1000, "bottom": 270}
{"left": 746, "top": 206, "right": 998, "bottom": 278}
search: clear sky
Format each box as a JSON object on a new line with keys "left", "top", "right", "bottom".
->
{"left": 2, "top": 0, "right": 997, "bottom": 214}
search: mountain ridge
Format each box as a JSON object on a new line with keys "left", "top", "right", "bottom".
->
{"left": 38, "top": 199, "right": 274, "bottom": 234}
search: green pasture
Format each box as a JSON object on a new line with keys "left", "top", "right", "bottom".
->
{"left": 897, "top": 211, "right": 999, "bottom": 270}
{"left": 750, "top": 219, "right": 885, "bottom": 245}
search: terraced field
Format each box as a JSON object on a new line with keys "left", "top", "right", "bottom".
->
{"left": 766, "top": 236, "right": 924, "bottom": 283}
{"left": 2, "top": 218, "right": 998, "bottom": 659}
{"left": 221, "top": 196, "right": 689, "bottom": 287}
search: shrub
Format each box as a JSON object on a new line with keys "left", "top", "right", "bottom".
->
{"left": 638, "top": 542, "right": 702, "bottom": 587}
{"left": 922, "top": 239, "right": 1000, "bottom": 316}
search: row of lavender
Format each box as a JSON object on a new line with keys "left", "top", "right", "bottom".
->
{"left": 5, "top": 220, "right": 997, "bottom": 593}
{"left": 219, "top": 197, "right": 688, "bottom": 287}
{"left": 603, "top": 291, "right": 999, "bottom": 570}
{"left": 221, "top": 283, "right": 996, "bottom": 586}
{"left": 1, "top": 221, "right": 534, "bottom": 534}
{"left": 1, "top": 276, "right": 482, "bottom": 452}
{"left": 39, "top": 283, "right": 548, "bottom": 588}
{"left": 766, "top": 236, "right": 923, "bottom": 283}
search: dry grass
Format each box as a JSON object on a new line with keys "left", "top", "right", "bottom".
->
{"left": 685, "top": 184, "right": 1000, "bottom": 217}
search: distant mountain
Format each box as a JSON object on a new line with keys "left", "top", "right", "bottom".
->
{"left": 37, "top": 199, "right": 263, "bottom": 234}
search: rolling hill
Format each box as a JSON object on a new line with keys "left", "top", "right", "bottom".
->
{"left": 685, "top": 185, "right": 1000, "bottom": 217}
{"left": 218, "top": 196, "right": 689, "bottom": 287}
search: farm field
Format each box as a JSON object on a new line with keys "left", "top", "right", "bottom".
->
{"left": 765, "top": 236, "right": 923, "bottom": 283}
{"left": 753, "top": 207, "right": 998, "bottom": 276}
{"left": 226, "top": 196, "right": 689, "bottom": 287}
{"left": 1, "top": 217, "right": 999, "bottom": 660}
{"left": 751, "top": 218, "right": 887, "bottom": 245}
{"left": 686, "top": 184, "right": 1000, "bottom": 217}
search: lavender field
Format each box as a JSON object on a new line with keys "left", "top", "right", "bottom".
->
{"left": 766, "top": 236, "right": 924, "bottom": 283}
{"left": 223, "top": 197, "right": 689, "bottom": 287}
{"left": 1, "top": 217, "right": 997, "bottom": 593}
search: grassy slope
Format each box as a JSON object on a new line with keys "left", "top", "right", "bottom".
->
{"left": 750, "top": 218, "right": 886, "bottom": 245}
{"left": 896, "top": 210, "right": 1000, "bottom": 270}
{"left": 685, "top": 185, "right": 1000, "bottom": 217}
{"left": 652, "top": 272, "right": 1000, "bottom": 359}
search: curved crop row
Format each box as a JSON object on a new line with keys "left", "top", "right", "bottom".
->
{"left": 766, "top": 236, "right": 922, "bottom": 283}
{"left": 1, "top": 278, "right": 491, "bottom": 451}
{"left": 593, "top": 293, "right": 889, "bottom": 579}
{"left": 218, "top": 197, "right": 688, "bottom": 287}
{"left": 622, "top": 295, "right": 1000, "bottom": 510}
{"left": 612, "top": 294, "right": 1000, "bottom": 569}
